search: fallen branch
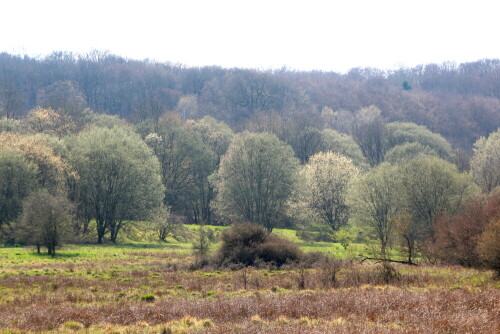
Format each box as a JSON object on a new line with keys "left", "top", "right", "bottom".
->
{"left": 358, "top": 256, "right": 418, "bottom": 266}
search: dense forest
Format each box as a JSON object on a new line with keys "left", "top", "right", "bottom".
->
{"left": 1, "top": 51, "right": 500, "bottom": 150}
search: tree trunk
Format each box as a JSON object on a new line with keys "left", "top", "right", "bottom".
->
{"left": 404, "top": 235, "right": 414, "bottom": 264}
{"left": 96, "top": 219, "right": 106, "bottom": 244}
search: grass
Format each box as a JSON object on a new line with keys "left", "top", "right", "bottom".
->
{"left": 0, "top": 228, "right": 498, "bottom": 333}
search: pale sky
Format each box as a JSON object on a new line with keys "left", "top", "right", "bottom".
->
{"left": 1, "top": 0, "right": 499, "bottom": 72}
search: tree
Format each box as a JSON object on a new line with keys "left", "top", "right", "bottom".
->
{"left": 36, "top": 81, "right": 88, "bottom": 121}
{"left": 0, "top": 117, "right": 20, "bottom": 133}
{"left": 213, "top": 132, "right": 299, "bottom": 231}
{"left": 350, "top": 106, "right": 387, "bottom": 167}
{"left": 20, "top": 107, "right": 77, "bottom": 137}
{"left": 0, "top": 132, "right": 66, "bottom": 191}
{"left": 145, "top": 125, "right": 217, "bottom": 223}
{"left": 348, "top": 163, "right": 400, "bottom": 255}
{"left": 0, "top": 149, "right": 38, "bottom": 229}
{"left": 300, "top": 151, "right": 359, "bottom": 231}
{"left": 477, "top": 216, "right": 500, "bottom": 277}
{"left": 321, "top": 129, "right": 368, "bottom": 169}
{"left": 398, "top": 157, "right": 478, "bottom": 258}
{"left": 287, "top": 126, "right": 324, "bottom": 163}
{"left": 223, "top": 70, "right": 288, "bottom": 118}
{"left": 17, "top": 190, "right": 73, "bottom": 256}
{"left": 427, "top": 192, "right": 500, "bottom": 267}
{"left": 386, "top": 122, "right": 453, "bottom": 161}
{"left": 149, "top": 206, "right": 177, "bottom": 242}
{"left": 471, "top": 128, "right": 500, "bottom": 193}
{"left": 67, "top": 126, "right": 164, "bottom": 243}
{"left": 385, "top": 142, "right": 440, "bottom": 164}
{"left": 175, "top": 94, "right": 200, "bottom": 120}
{"left": 184, "top": 116, "right": 235, "bottom": 163}
{"left": 279, "top": 113, "right": 324, "bottom": 163}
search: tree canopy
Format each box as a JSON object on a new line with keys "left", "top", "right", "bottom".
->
{"left": 213, "top": 132, "right": 299, "bottom": 230}
{"left": 67, "top": 126, "right": 164, "bottom": 243}
{"left": 471, "top": 128, "right": 500, "bottom": 193}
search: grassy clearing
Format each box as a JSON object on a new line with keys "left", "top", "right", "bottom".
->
{"left": 0, "top": 239, "right": 499, "bottom": 333}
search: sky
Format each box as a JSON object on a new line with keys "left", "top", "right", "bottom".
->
{"left": 1, "top": 0, "right": 499, "bottom": 73}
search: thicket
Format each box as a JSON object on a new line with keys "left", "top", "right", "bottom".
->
{"left": 215, "top": 223, "right": 303, "bottom": 267}
{"left": 425, "top": 192, "right": 500, "bottom": 273}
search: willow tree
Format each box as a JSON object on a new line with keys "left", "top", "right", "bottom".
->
{"left": 350, "top": 106, "right": 387, "bottom": 167}
{"left": 213, "top": 132, "right": 299, "bottom": 231}
{"left": 17, "top": 190, "right": 73, "bottom": 256}
{"left": 0, "top": 132, "right": 66, "bottom": 191}
{"left": 398, "top": 157, "right": 478, "bottom": 261}
{"left": 348, "top": 163, "right": 401, "bottom": 255}
{"left": 471, "top": 128, "right": 500, "bottom": 193}
{"left": 0, "top": 149, "right": 38, "bottom": 229}
{"left": 68, "top": 126, "right": 164, "bottom": 243}
{"left": 300, "top": 151, "right": 359, "bottom": 231}
{"left": 145, "top": 124, "right": 217, "bottom": 224}
{"left": 321, "top": 129, "right": 368, "bottom": 169}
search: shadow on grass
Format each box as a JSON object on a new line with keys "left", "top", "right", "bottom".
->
{"left": 73, "top": 242, "right": 191, "bottom": 250}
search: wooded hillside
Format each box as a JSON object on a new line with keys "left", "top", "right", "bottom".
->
{"left": 1, "top": 52, "right": 499, "bottom": 149}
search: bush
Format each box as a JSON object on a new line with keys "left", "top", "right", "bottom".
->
{"left": 424, "top": 192, "right": 500, "bottom": 267}
{"left": 216, "top": 223, "right": 302, "bottom": 267}
{"left": 140, "top": 294, "right": 156, "bottom": 302}
{"left": 477, "top": 217, "right": 500, "bottom": 277}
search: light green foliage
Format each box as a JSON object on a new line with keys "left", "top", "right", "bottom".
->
{"left": 82, "top": 111, "right": 130, "bottom": 129}
{"left": 0, "top": 149, "right": 38, "bottom": 227}
{"left": 299, "top": 151, "right": 359, "bottom": 231}
{"left": 471, "top": 128, "right": 500, "bottom": 193}
{"left": 321, "top": 129, "right": 368, "bottom": 169}
{"left": 16, "top": 189, "right": 73, "bottom": 256}
{"left": 20, "top": 107, "right": 77, "bottom": 137}
{"left": 145, "top": 125, "right": 217, "bottom": 223}
{"left": 149, "top": 206, "right": 174, "bottom": 242}
{"left": 477, "top": 217, "right": 500, "bottom": 276}
{"left": 398, "top": 156, "right": 478, "bottom": 246}
{"left": 67, "top": 126, "right": 164, "bottom": 243}
{"left": 334, "top": 227, "right": 356, "bottom": 250}
{"left": 348, "top": 163, "right": 401, "bottom": 254}
{"left": 0, "top": 132, "right": 67, "bottom": 191}
{"left": 386, "top": 122, "right": 453, "bottom": 161}
{"left": 192, "top": 224, "right": 212, "bottom": 257}
{"left": 385, "top": 142, "right": 440, "bottom": 164}
{"left": 0, "top": 117, "right": 20, "bottom": 133}
{"left": 184, "top": 116, "right": 234, "bottom": 162}
{"left": 213, "top": 132, "right": 299, "bottom": 230}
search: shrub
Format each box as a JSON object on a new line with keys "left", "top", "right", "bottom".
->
{"left": 61, "top": 321, "right": 85, "bottom": 331}
{"left": 425, "top": 192, "right": 500, "bottom": 267}
{"left": 216, "top": 223, "right": 303, "bottom": 267}
{"left": 140, "top": 294, "right": 156, "bottom": 302}
{"left": 477, "top": 217, "right": 500, "bottom": 277}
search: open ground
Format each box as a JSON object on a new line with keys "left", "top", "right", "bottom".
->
{"left": 0, "top": 227, "right": 499, "bottom": 334}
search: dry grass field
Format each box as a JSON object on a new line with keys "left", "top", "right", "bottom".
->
{"left": 0, "top": 245, "right": 499, "bottom": 334}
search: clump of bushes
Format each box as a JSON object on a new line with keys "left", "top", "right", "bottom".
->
{"left": 215, "top": 223, "right": 303, "bottom": 267}
{"left": 424, "top": 191, "right": 500, "bottom": 274}
{"left": 140, "top": 294, "right": 156, "bottom": 302}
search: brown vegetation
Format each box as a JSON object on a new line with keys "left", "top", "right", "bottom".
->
{"left": 426, "top": 192, "right": 500, "bottom": 268}
{"left": 0, "top": 247, "right": 499, "bottom": 333}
